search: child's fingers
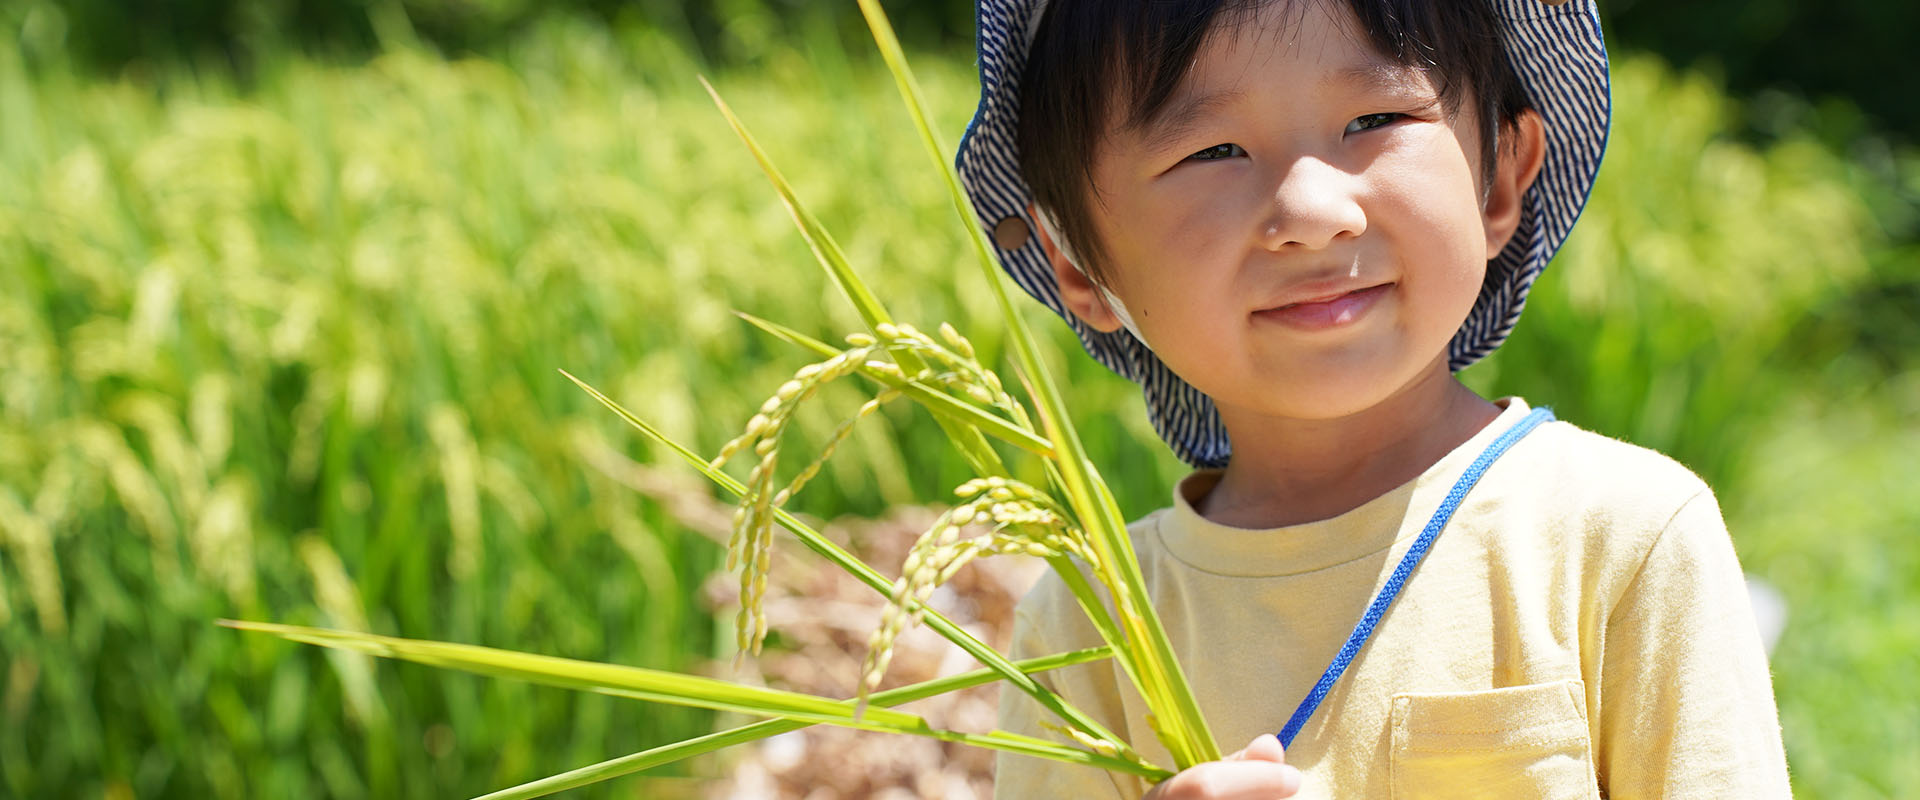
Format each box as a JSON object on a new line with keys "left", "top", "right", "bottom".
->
{"left": 1231, "top": 734, "right": 1287, "bottom": 764}
{"left": 1151, "top": 761, "right": 1303, "bottom": 799}
{"left": 1146, "top": 736, "right": 1300, "bottom": 799}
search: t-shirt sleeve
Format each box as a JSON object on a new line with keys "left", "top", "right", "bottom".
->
{"left": 993, "top": 595, "right": 1140, "bottom": 799}
{"left": 1595, "top": 489, "right": 1792, "bottom": 798}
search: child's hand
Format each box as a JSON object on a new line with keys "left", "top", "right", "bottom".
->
{"left": 1142, "top": 734, "right": 1303, "bottom": 799}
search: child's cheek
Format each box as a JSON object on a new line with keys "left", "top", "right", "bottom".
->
{"left": 1156, "top": 172, "right": 1254, "bottom": 251}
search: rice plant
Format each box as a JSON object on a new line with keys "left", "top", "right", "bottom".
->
{"left": 228, "top": 1, "right": 1232, "bottom": 795}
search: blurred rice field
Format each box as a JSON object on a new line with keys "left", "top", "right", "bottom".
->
{"left": 0, "top": 15, "right": 1915, "bottom": 799}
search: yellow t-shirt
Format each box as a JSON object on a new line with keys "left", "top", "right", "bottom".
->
{"left": 994, "top": 399, "right": 1790, "bottom": 799}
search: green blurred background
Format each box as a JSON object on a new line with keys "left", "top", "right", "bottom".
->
{"left": 0, "top": 0, "right": 1914, "bottom": 797}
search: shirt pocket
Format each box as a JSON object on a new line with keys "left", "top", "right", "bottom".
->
{"left": 1389, "top": 679, "right": 1598, "bottom": 800}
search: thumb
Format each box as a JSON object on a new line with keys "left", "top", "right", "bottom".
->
{"left": 1232, "top": 734, "right": 1287, "bottom": 764}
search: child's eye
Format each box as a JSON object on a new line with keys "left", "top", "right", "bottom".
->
{"left": 1185, "top": 143, "right": 1247, "bottom": 161}
{"left": 1345, "top": 113, "right": 1405, "bottom": 134}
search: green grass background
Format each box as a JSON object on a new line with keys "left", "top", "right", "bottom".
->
{"left": 0, "top": 12, "right": 1915, "bottom": 799}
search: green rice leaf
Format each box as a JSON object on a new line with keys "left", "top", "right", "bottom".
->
{"left": 700, "top": 75, "right": 1010, "bottom": 486}
{"left": 699, "top": 77, "right": 893, "bottom": 334}
{"left": 469, "top": 645, "right": 1121, "bottom": 800}
{"left": 221, "top": 621, "right": 1165, "bottom": 780}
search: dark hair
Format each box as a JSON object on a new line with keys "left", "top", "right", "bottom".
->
{"left": 1016, "top": 0, "right": 1532, "bottom": 285}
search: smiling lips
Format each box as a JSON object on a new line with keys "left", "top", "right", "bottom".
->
{"left": 1255, "top": 283, "right": 1392, "bottom": 330}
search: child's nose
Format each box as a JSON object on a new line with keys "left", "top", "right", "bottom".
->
{"left": 1257, "top": 156, "right": 1367, "bottom": 251}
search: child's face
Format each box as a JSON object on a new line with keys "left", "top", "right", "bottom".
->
{"left": 1059, "top": 0, "right": 1528, "bottom": 424}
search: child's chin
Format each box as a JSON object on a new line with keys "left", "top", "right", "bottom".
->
{"left": 1217, "top": 358, "right": 1454, "bottom": 423}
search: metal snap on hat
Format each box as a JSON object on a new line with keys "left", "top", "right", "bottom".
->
{"left": 955, "top": 0, "right": 1611, "bottom": 468}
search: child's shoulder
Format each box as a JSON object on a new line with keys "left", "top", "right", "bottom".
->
{"left": 1486, "top": 408, "right": 1732, "bottom": 583}
{"left": 1518, "top": 412, "right": 1717, "bottom": 518}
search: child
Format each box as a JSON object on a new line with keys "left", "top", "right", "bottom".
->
{"left": 955, "top": 0, "right": 1792, "bottom": 797}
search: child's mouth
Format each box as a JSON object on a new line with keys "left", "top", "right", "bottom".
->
{"left": 1254, "top": 283, "right": 1392, "bottom": 330}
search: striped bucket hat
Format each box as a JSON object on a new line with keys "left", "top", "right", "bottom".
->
{"left": 956, "top": 0, "right": 1611, "bottom": 468}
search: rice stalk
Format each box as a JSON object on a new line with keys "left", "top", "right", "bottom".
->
{"left": 0, "top": 487, "right": 64, "bottom": 633}
{"left": 619, "top": 0, "right": 1223, "bottom": 769}
{"left": 74, "top": 421, "right": 181, "bottom": 582}
{"left": 852, "top": 0, "right": 1222, "bottom": 765}
{"left": 562, "top": 370, "right": 1133, "bottom": 761}
{"left": 429, "top": 405, "right": 485, "bottom": 581}
{"left": 188, "top": 373, "right": 234, "bottom": 469}
{"left": 192, "top": 475, "right": 257, "bottom": 606}
{"left": 296, "top": 536, "right": 388, "bottom": 727}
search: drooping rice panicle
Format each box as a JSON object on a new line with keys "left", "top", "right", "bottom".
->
{"left": 855, "top": 475, "right": 1100, "bottom": 713}
{"left": 720, "top": 319, "right": 1046, "bottom": 660}
{"left": 775, "top": 384, "right": 905, "bottom": 506}
{"left": 874, "top": 322, "right": 1025, "bottom": 422}
{"left": 711, "top": 345, "right": 877, "bottom": 471}
{"left": 735, "top": 312, "right": 1057, "bottom": 459}
{"left": 858, "top": 526, "right": 1070, "bottom": 710}
{"left": 716, "top": 343, "right": 883, "bottom": 656}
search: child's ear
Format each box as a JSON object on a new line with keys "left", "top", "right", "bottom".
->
{"left": 1482, "top": 109, "right": 1548, "bottom": 259}
{"left": 1029, "top": 205, "right": 1126, "bottom": 333}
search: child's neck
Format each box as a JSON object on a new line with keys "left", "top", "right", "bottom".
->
{"left": 1197, "top": 370, "right": 1501, "bottom": 530}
